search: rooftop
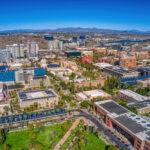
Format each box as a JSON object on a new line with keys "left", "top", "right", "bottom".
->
{"left": 138, "top": 67, "right": 150, "bottom": 72}
{"left": 18, "top": 89, "right": 57, "bottom": 102}
{"left": 95, "top": 100, "right": 129, "bottom": 117}
{"left": 119, "top": 89, "right": 148, "bottom": 102}
{"left": 0, "top": 66, "right": 9, "bottom": 71}
{"left": 95, "top": 100, "right": 150, "bottom": 141}
{"left": 47, "top": 63, "right": 60, "bottom": 68}
{"left": 76, "top": 89, "right": 110, "bottom": 100}
{"left": 94, "top": 63, "right": 113, "bottom": 69}
{"left": 128, "top": 100, "right": 150, "bottom": 109}
{"left": 115, "top": 115, "right": 147, "bottom": 134}
{"left": 104, "top": 66, "right": 137, "bottom": 74}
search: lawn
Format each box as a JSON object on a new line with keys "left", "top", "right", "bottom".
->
{"left": 0, "top": 120, "right": 72, "bottom": 150}
{"left": 61, "top": 124, "right": 106, "bottom": 150}
{"left": 73, "top": 132, "right": 106, "bottom": 150}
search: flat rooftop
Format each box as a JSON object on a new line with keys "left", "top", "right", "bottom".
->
{"left": 115, "top": 115, "right": 147, "bottom": 134}
{"left": 119, "top": 90, "right": 148, "bottom": 102}
{"left": 98, "top": 100, "right": 129, "bottom": 116}
{"left": 95, "top": 100, "right": 150, "bottom": 141}
{"left": 94, "top": 63, "right": 113, "bottom": 69}
{"left": 47, "top": 64, "right": 60, "bottom": 68}
{"left": 128, "top": 100, "right": 150, "bottom": 109}
{"left": 104, "top": 66, "right": 138, "bottom": 75}
{"left": 138, "top": 67, "right": 150, "bottom": 72}
{"left": 76, "top": 89, "right": 110, "bottom": 100}
{"left": 18, "top": 89, "right": 57, "bottom": 101}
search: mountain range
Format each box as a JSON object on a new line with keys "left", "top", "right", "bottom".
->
{"left": 0, "top": 27, "right": 150, "bottom": 34}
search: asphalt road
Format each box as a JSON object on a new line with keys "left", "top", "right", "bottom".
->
{"left": 78, "top": 109, "right": 132, "bottom": 150}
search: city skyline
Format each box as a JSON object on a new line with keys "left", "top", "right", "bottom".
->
{"left": 0, "top": 0, "right": 150, "bottom": 31}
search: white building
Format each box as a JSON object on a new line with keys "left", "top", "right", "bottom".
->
{"left": 94, "top": 63, "right": 113, "bottom": 69}
{"left": 48, "top": 40, "right": 63, "bottom": 51}
{"left": 26, "top": 42, "right": 39, "bottom": 58}
{"left": 76, "top": 89, "right": 111, "bottom": 101}
{"left": 118, "top": 89, "right": 149, "bottom": 103}
{"left": 6, "top": 44, "right": 25, "bottom": 59}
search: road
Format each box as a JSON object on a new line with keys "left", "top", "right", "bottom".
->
{"left": 1, "top": 108, "right": 133, "bottom": 150}
{"left": 77, "top": 109, "right": 132, "bottom": 150}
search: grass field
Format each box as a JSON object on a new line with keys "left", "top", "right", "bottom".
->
{"left": 73, "top": 132, "right": 106, "bottom": 150}
{"left": 0, "top": 120, "right": 72, "bottom": 150}
{"left": 61, "top": 124, "right": 106, "bottom": 150}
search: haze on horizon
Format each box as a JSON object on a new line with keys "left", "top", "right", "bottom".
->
{"left": 0, "top": 0, "right": 150, "bottom": 31}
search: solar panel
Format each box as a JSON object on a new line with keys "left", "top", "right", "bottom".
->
{"left": 0, "top": 108, "right": 66, "bottom": 125}
{"left": 116, "top": 115, "right": 147, "bottom": 134}
{"left": 19, "top": 90, "right": 56, "bottom": 101}
{"left": 100, "top": 101, "right": 128, "bottom": 115}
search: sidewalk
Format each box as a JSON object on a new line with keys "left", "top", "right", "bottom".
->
{"left": 53, "top": 118, "right": 81, "bottom": 150}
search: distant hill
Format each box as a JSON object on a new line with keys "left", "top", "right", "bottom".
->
{"left": 0, "top": 27, "right": 150, "bottom": 34}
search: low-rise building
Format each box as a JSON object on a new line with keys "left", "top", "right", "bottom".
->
{"left": 94, "top": 100, "right": 150, "bottom": 150}
{"left": 81, "top": 55, "right": 93, "bottom": 64}
{"left": 118, "top": 89, "right": 148, "bottom": 103}
{"left": 18, "top": 89, "right": 59, "bottom": 108}
{"left": 118, "top": 90, "right": 150, "bottom": 115}
{"left": 128, "top": 100, "right": 150, "bottom": 115}
{"left": 75, "top": 78, "right": 106, "bottom": 88}
{"left": 120, "top": 55, "right": 137, "bottom": 69}
{"left": 0, "top": 65, "right": 46, "bottom": 85}
{"left": 76, "top": 89, "right": 110, "bottom": 101}
{"left": 103, "top": 66, "right": 139, "bottom": 78}
{"left": 94, "top": 63, "right": 113, "bottom": 69}
{"left": 29, "top": 76, "right": 49, "bottom": 88}
{"left": 60, "top": 60, "right": 78, "bottom": 71}
{"left": 65, "top": 50, "right": 81, "bottom": 58}
{"left": 137, "top": 78, "right": 150, "bottom": 87}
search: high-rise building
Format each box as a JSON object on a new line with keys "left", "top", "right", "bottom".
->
{"left": 48, "top": 40, "right": 63, "bottom": 51}
{"left": 6, "top": 44, "right": 25, "bottom": 59}
{"left": 26, "top": 42, "right": 39, "bottom": 58}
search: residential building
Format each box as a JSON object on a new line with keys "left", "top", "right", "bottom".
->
{"left": 26, "top": 42, "right": 39, "bottom": 58}
{"left": 48, "top": 40, "right": 63, "bottom": 51}
{"left": 120, "top": 55, "right": 137, "bottom": 69}
{"left": 6, "top": 44, "right": 25, "bottom": 59}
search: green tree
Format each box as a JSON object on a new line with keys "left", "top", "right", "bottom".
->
{"left": 107, "top": 145, "right": 118, "bottom": 150}
{"left": 103, "top": 76, "right": 120, "bottom": 93}
{"left": 3, "top": 106, "right": 10, "bottom": 115}
{"left": 69, "top": 72, "right": 76, "bottom": 81}
{"left": 0, "top": 129, "right": 6, "bottom": 144}
{"left": 80, "top": 101, "right": 92, "bottom": 109}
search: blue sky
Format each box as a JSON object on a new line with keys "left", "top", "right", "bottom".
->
{"left": 0, "top": 0, "right": 150, "bottom": 31}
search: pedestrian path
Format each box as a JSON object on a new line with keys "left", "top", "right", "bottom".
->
{"left": 53, "top": 118, "right": 81, "bottom": 150}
